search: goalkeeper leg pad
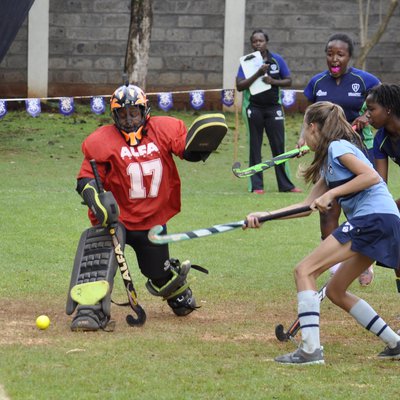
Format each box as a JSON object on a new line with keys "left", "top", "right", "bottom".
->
{"left": 146, "top": 259, "right": 197, "bottom": 316}
{"left": 66, "top": 225, "right": 125, "bottom": 331}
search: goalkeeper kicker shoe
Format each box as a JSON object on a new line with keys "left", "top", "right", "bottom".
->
{"left": 377, "top": 340, "right": 400, "bottom": 360}
{"left": 275, "top": 346, "right": 324, "bottom": 365}
{"left": 70, "top": 305, "right": 111, "bottom": 332}
{"left": 167, "top": 287, "right": 197, "bottom": 316}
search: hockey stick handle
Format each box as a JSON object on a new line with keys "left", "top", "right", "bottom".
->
{"left": 254, "top": 205, "right": 311, "bottom": 224}
{"left": 109, "top": 227, "right": 146, "bottom": 326}
{"left": 90, "top": 159, "right": 105, "bottom": 193}
{"left": 89, "top": 159, "right": 146, "bottom": 326}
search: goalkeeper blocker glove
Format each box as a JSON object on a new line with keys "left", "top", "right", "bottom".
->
{"left": 81, "top": 180, "right": 120, "bottom": 227}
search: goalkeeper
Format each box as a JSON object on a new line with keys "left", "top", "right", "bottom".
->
{"left": 66, "top": 83, "right": 227, "bottom": 331}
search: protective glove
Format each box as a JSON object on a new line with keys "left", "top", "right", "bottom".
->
{"left": 81, "top": 180, "right": 119, "bottom": 227}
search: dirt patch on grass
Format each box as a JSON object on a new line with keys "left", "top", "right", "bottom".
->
{"left": 1, "top": 297, "right": 285, "bottom": 346}
{"left": 3, "top": 296, "right": 394, "bottom": 348}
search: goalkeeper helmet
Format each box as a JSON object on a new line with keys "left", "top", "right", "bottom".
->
{"left": 110, "top": 84, "right": 150, "bottom": 146}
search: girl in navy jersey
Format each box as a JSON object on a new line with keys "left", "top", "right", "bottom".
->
{"left": 367, "top": 83, "right": 400, "bottom": 204}
{"left": 366, "top": 83, "right": 400, "bottom": 308}
{"left": 245, "top": 101, "right": 400, "bottom": 364}
{"left": 301, "top": 33, "right": 380, "bottom": 284}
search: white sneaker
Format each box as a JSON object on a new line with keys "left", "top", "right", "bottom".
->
{"left": 275, "top": 346, "right": 324, "bottom": 365}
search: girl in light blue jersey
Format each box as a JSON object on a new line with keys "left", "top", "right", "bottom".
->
{"left": 245, "top": 101, "right": 400, "bottom": 365}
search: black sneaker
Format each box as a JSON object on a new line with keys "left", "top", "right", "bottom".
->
{"left": 377, "top": 340, "right": 400, "bottom": 360}
{"left": 275, "top": 346, "right": 324, "bottom": 365}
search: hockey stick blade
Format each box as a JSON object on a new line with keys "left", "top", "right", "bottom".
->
{"left": 275, "top": 324, "right": 287, "bottom": 342}
{"left": 148, "top": 205, "right": 311, "bottom": 245}
{"left": 232, "top": 145, "right": 309, "bottom": 178}
{"left": 275, "top": 320, "right": 300, "bottom": 342}
{"left": 126, "top": 304, "right": 147, "bottom": 326}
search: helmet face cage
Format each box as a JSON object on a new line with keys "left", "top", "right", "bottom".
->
{"left": 110, "top": 85, "right": 150, "bottom": 134}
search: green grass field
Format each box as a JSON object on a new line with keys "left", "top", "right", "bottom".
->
{"left": 0, "top": 106, "right": 399, "bottom": 400}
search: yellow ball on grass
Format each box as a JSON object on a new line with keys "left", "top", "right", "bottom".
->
{"left": 36, "top": 315, "right": 50, "bottom": 330}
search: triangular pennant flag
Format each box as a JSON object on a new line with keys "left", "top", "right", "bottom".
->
{"left": 90, "top": 96, "right": 106, "bottom": 115}
{"left": 157, "top": 92, "right": 173, "bottom": 112}
{"left": 281, "top": 90, "right": 296, "bottom": 108}
{"left": 221, "top": 89, "right": 235, "bottom": 107}
{"left": 59, "top": 97, "right": 75, "bottom": 116}
{"left": 25, "top": 99, "right": 41, "bottom": 117}
{"left": 189, "top": 90, "right": 205, "bottom": 111}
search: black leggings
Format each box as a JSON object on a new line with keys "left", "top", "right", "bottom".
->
{"left": 246, "top": 104, "right": 295, "bottom": 192}
{"left": 125, "top": 226, "right": 171, "bottom": 286}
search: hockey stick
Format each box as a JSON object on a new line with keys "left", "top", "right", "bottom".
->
{"left": 90, "top": 159, "right": 146, "bottom": 327}
{"left": 232, "top": 145, "right": 309, "bottom": 178}
{"left": 274, "top": 282, "right": 327, "bottom": 342}
{"left": 148, "top": 205, "right": 311, "bottom": 245}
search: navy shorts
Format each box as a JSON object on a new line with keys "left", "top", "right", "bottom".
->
{"left": 332, "top": 213, "right": 400, "bottom": 270}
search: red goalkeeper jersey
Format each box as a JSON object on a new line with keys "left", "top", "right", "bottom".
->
{"left": 78, "top": 116, "right": 186, "bottom": 230}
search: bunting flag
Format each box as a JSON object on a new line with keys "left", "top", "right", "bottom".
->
{"left": 157, "top": 92, "right": 173, "bottom": 112}
{"left": 90, "top": 96, "right": 106, "bottom": 114}
{"left": 25, "top": 98, "right": 41, "bottom": 117}
{"left": 0, "top": 100, "right": 7, "bottom": 119}
{"left": 59, "top": 97, "right": 75, "bottom": 116}
{"left": 221, "top": 89, "right": 235, "bottom": 107}
{"left": 0, "top": 88, "right": 301, "bottom": 119}
{"left": 189, "top": 90, "right": 205, "bottom": 110}
{"left": 281, "top": 90, "right": 296, "bottom": 108}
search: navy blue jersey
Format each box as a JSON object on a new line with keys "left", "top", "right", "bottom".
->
{"left": 373, "top": 128, "right": 400, "bottom": 167}
{"left": 237, "top": 51, "right": 291, "bottom": 107}
{"left": 304, "top": 67, "right": 380, "bottom": 123}
{"left": 304, "top": 67, "right": 380, "bottom": 149}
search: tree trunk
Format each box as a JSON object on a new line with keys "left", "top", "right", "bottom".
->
{"left": 124, "top": 0, "right": 153, "bottom": 90}
{"left": 355, "top": 0, "right": 398, "bottom": 69}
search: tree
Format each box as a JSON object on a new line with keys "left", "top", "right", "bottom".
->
{"left": 124, "top": 0, "right": 153, "bottom": 90}
{"left": 356, "top": 0, "right": 399, "bottom": 69}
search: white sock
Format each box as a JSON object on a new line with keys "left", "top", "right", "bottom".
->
{"left": 329, "top": 262, "right": 341, "bottom": 275}
{"left": 298, "top": 290, "right": 321, "bottom": 353}
{"left": 349, "top": 299, "right": 400, "bottom": 348}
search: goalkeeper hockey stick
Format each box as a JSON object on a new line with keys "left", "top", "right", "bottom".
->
{"left": 148, "top": 205, "right": 311, "bottom": 245}
{"left": 90, "top": 159, "right": 146, "bottom": 327}
{"left": 232, "top": 145, "right": 309, "bottom": 178}
{"left": 275, "top": 282, "right": 327, "bottom": 342}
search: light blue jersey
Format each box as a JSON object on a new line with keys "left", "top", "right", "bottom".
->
{"left": 324, "top": 140, "right": 399, "bottom": 219}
